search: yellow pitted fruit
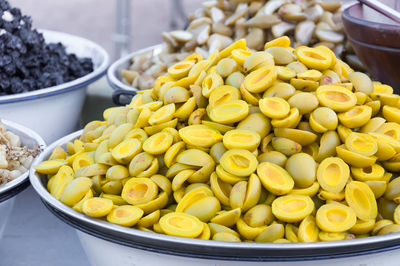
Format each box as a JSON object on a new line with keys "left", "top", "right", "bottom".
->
{"left": 317, "top": 157, "right": 349, "bottom": 193}
{"left": 296, "top": 46, "right": 333, "bottom": 71}
{"left": 271, "top": 137, "right": 301, "bottom": 156}
{"left": 243, "top": 65, "right": 277, "bottom": 93}
{"left": 263, "top": 82, "right": 295, "bottom": 99}
{"left": 216, "top": 164, "right": 247, "bottom": 184}
{"left": 285, "top": 223, "right": 299, "bottom": 242}
{"left": 202, "top": 71, "right": 223, "bottom": 98}
{"left": 259, "top": 97, "right": 290, "bottom": 119}
{"left": 37, "top": 36, "right": 400, "bottom": 244}
{"left": 209, "top": 100, "right": 249, "bottom": 124}
{"left": 257, "top": 162, "right": 294, "bottom": 195}
{"left": 266, "top": 47, "right": 295, "bottom": 65}
{"left": 298, "top": 216, "right": 319, "bottom": 242}
{"left": 34, "top": 159, "right": 68, "bottom": 175}
{"left": 258, "top": 151, "right": 287, "bottom": 167}
{"left": 255, "top": 223, "right": 285, "bottom": 243}
{"left": 271, "top": 107, "right": 301, "bottom": 129}
{"left": 112, "top": 138, "right": 142, "bottom": 164}
{"left": 237, "top": 113, "right": 271, "bottom": 139}
{"left": 336, "top": 145, "right": 377, "bottom": 168}
{"left": 290, "top": 182, "right": 320, "bottom": 197}
{"left": 226, "top": 71, "right": 245, "bottom": 89}
{"left": 148, "top": 103, "right": 175, "bottom": 125}
{"left": 48, "top": 165, "right": 74, "bottom": 199}
{"left": 72, "top": 153, "right": 94, "bottom": 172}
{"left": 288, "top": 92, "right": 319, "bottom": 114}
{"left": 351, "top": 164, "right": 385, "bottom": 182}
{"left": 272, "top": 195, "right": 314, "bottom": 222}
{"left": 143, "top": 131, "right": 173, "bottom": 155}
{"left": 211, "top": 208, "right": 241, "bottom": 228}
{"left": 82, "top": 197, "right": 114, "bottom": 218}
{"left": 316, "top": 203, "right": 356, "bottom": 233}
{"left": 345, "top": 181, "right": 377, "bottom": 220}
{"left": 274, "top": 128, "right": 317, "bottom": 146}
{"left": 345, "top": 132, "right": 378, "bottom": 157}
{"left": 168, "top": 60, "right": 195, "bottom": 79}
{"left": 236, "top": 218, "right": 266, "bottom": 240}
{"left": 384, "top": 177, "right": 400, "bottom": 202}
{"left": 285, "top": 153, "right": 316, "bottom": 188}
{"left": 316, "top": 85, "right": 357, "bottom": 112}
{"left": 121, "top": 178, "right": 158, "bottom": 205}
{"left": 179, "top": 125, "right": 222, "bottom": 148}
{"left": 232, "top": 49, "right": 253, "bottom": 66}
{"left": 265, "top": 36, "right": 291, "bottom": 49}
{"left": 310, "top": 107, "right": 338, "bottom": 133}
{"left": 243, "top": 205, "right": 274, "bottom": 228}
{"left": 338, "top": 105, "right": 372, "bottom": 129}
{"left": 213, "top": 232, "right": 241, "bottom": 242}
{"left": 208, "top": 85, "right": 241, "bottom": 109}
{"left": 129, "top": 152, "right": 157, "bottom": 177}
{"left": 276, "top": 66, "right": 296, "bottom": 81}
{"left": 160, "top": 212, "right": 203, "bottom": 238}
{"left": 220, "top": 149, "right": 257, "bottom": 177}
{"left": 348, "top": 72, "right": 373, "bottom": 94}
{"left": 107, "top": 205, "right": 144, "bottom": 227}
{"left": 319, "top": 232, "right": 346, "bottom": 242}
{"left": 59, "top": 177, "right": 93, "bottom": 207}
{"left": 223, "top": 129, "right": 261, "bottom": 151}
{"left": 216, "top": 58, "right": 237, "bottom": 78}
{"left": 349, "top": 219, "right": 375, "bottom": 235}
{"left": 243, "top": 52, "right": 274, "bottom": 72}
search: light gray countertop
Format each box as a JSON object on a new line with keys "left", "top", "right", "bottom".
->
{"left": 0, "top": 187, "right": 90, "bottom": 266}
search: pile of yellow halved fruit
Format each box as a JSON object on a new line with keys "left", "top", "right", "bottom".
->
{"left": 35, "top": 37, "right": 400, "bottom": 243}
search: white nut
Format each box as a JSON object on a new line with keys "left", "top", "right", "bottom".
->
{"left": 246, "top": 28, "right": 265, "bottom": 50}
{"left": 304, "top": 4, "right": 324, "bottom": 22}
{"left": 212, "top": 21, "right": 233, "bottom": 36}
{"left": 170, "top": 31, "right": 193, "bottom": 42}
{"left": 259, "top": 0, "right": 285, "bottom": 16}
{"left": 315, "top": 29, "right": 344, "bottom": 43}
{"left": 271, "top": 21, "right": 296, "bottom": 38}
{"left": 295, "top": 20, "right": 315, "bottom": 46}
{"left": 225, "top": 3, "right": 248, "bottom": 26}
{"left": 209, "top": 7, "right": 225, "bottom": 23}
{"left": 244, "top": 15, "right": 281, "bottom": 28}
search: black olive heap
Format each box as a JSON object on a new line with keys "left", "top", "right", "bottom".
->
{"left": 0, "top": 0, "right": 93, "bottom": 95}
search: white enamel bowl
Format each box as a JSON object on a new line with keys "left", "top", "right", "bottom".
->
{"left": 0, "top": 119, "right": 45, "bottom": 239}
{"left": 0, "top": 29, "right": 109, "bottom": 143}
{"left": 30, "top": 130, "right": 400, "bottom": 266}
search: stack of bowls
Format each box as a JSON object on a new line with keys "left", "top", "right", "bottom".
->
{"left": 342, "top": 1, "right": 400, "bottom": 90}
{"left": 0, "top": 120, "right": 45, "bottom": 239}
{"left": 0, "top": 29, "right": 109, "bottom": 143}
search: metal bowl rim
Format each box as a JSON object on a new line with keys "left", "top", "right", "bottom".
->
{"left": 0, "top": 29, "right": 110, "bottom": 104}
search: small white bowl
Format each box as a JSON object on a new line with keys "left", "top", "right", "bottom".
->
{"left": 107, "top": 45, "right": 162, "bottom": 105}
{"left": 0, "top": 119, "right": 46, "bottom": 239}
{"left": 107, "top": 44, "right": 162, "bottom": 92}
{"left": 0, "top": 29, "right": 109, "bottom": 143}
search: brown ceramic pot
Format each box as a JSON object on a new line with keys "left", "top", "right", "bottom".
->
{"left": 342, "top": 2, "right": 400, "bottom": 49}
{"left": 348, "top": 35, "right": 400, "bottom": 90}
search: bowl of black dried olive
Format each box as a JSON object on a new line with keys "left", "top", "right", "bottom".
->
{"left": 0, "top": 0, "right": 109, "bottom": 143}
